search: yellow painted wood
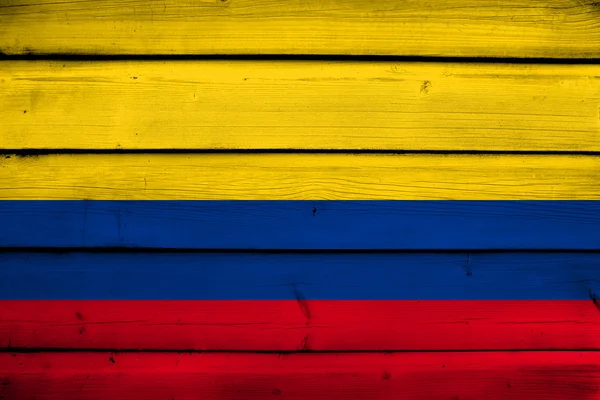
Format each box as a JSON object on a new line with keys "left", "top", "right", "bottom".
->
{"left": 1, "top": 0, "right": 600, "bottom": 57}
{"left": 1, "top": 154, "right": 598, "bottom": 200}
{"left": 2, "top": 61, "right": 600, "bottom": 151}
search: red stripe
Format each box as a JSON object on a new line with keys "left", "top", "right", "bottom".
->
{"left": 1, "top": 352, "right": 599, "bottom": 399}
{"left": 2, "top": 300, "right": 599, "bottom": 350}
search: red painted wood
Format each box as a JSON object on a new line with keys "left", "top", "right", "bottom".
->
{"left": 2, "top": 300, "right": 599, "bottom": 350}
{"left": 1, "top": 352, "right": 599, "bottom": 399}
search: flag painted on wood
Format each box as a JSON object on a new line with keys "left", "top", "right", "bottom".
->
{"left": 1, "top": 154, "right": 599, "bottom": 351}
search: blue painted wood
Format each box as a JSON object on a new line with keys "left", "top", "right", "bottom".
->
{"left": 1, "top": 252, "right": 599, "bottom": 300}
{"left": 0, "top": 200, "right": 599, "bottom": 250}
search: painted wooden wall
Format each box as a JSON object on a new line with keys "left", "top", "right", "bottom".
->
{"left": 1, "top": 1, "right": 600, "bottom": 399}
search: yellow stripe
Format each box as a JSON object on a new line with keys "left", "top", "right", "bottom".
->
{"left": 2, "top": 61, "right": 599, "bottom": 151}
{"left": 1, "top": 154, "right": 598, "bottom": 200}
{"left": 1, "top": 0, "right": 599, "bottom": 57}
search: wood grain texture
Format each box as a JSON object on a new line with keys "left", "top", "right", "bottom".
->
{"left": 2, "top": 300, "right": 600, "bottom": 351}
{"left": 2, "top": 0, "right": 600, "bottom": 58}
{"left": 2, "top": 61, "right": 600, "bottom": 151}
{"left": 2, "top": 201, "right": 599, "bottom": 250}
{"left": 3, "top": 253, "right": 600, "bottom": 351}
{"left": 2, "top": 154, "right": 600, "bottom": 200}
{"left": 3, "top": 252, "right": 600, "bottom": 300}
{"left": 2, "top": 352, "right": 600, "bottom": 399}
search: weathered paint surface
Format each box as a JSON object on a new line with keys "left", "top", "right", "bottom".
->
{"left": 2, "top": 352, "right": 600, "bottom": 399}
{"left": 2, "top": 62, "right": 599, "bottom": 151}
{"left": 2, "top": 0, "right": 600, "bottom": 57}
{"left": 2, "top": 154, "right": 599, "bottom": 200}
{"left": 1, "top": 201, "right": 599, "bottom": 249}
{"left": 3, "top": 300, "right": 600, "bottom": 351}
{"left": 2, "top": 0, "right": 600, "bottom": 397}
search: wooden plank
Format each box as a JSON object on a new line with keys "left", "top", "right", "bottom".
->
{"left": 1, "top": 201, "right": 599, "bottom": 250}
{"left": 2, "top": 252, "right": 600, "bottom": 300}
{"left": 2, "top": 61, "right": 600, "bottom": 151}
{"left": 2, "top": 301, "right": 599, "bottom": 351}
{"left": 3, "top": 253, "right": 600, "bottom": 350}
{"left": 2, "top": 154, "right": 600, "bottom": 200}
{"left": 1, "top": 0, "right": 600, "bottom": 58}
{"left": 2, "top": 352, "right": 600, "bottom": 399}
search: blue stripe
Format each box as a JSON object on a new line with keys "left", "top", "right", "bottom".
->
{"left": 0, "top": 200, "right": 599, "bottom": 250}
{"left": 1, "top": 252, "right": 599, "bottom": 300}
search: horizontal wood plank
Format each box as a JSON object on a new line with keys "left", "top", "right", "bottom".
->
{"left": 2, "top": 352, "right": 600, "bottom": 399}
{"left": 1, "top": 0, "right": 600, "bottom": 58}
{"left": 2, "top": 61, "right": 600, "bottom": 151}
{"left": 3, "top": 300, "right": 599, "bottom": 351}
{"left": 2, "top": 252, "right": 600, "bottom": 300}
{"left": 3, "top": 253, "right": 600, "bottom": 350}
{"left": 2, "top": 154, "right": 600, "bottom": 200}
{"left": 1, "top": 201, "right": 599, "bottom": 250}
